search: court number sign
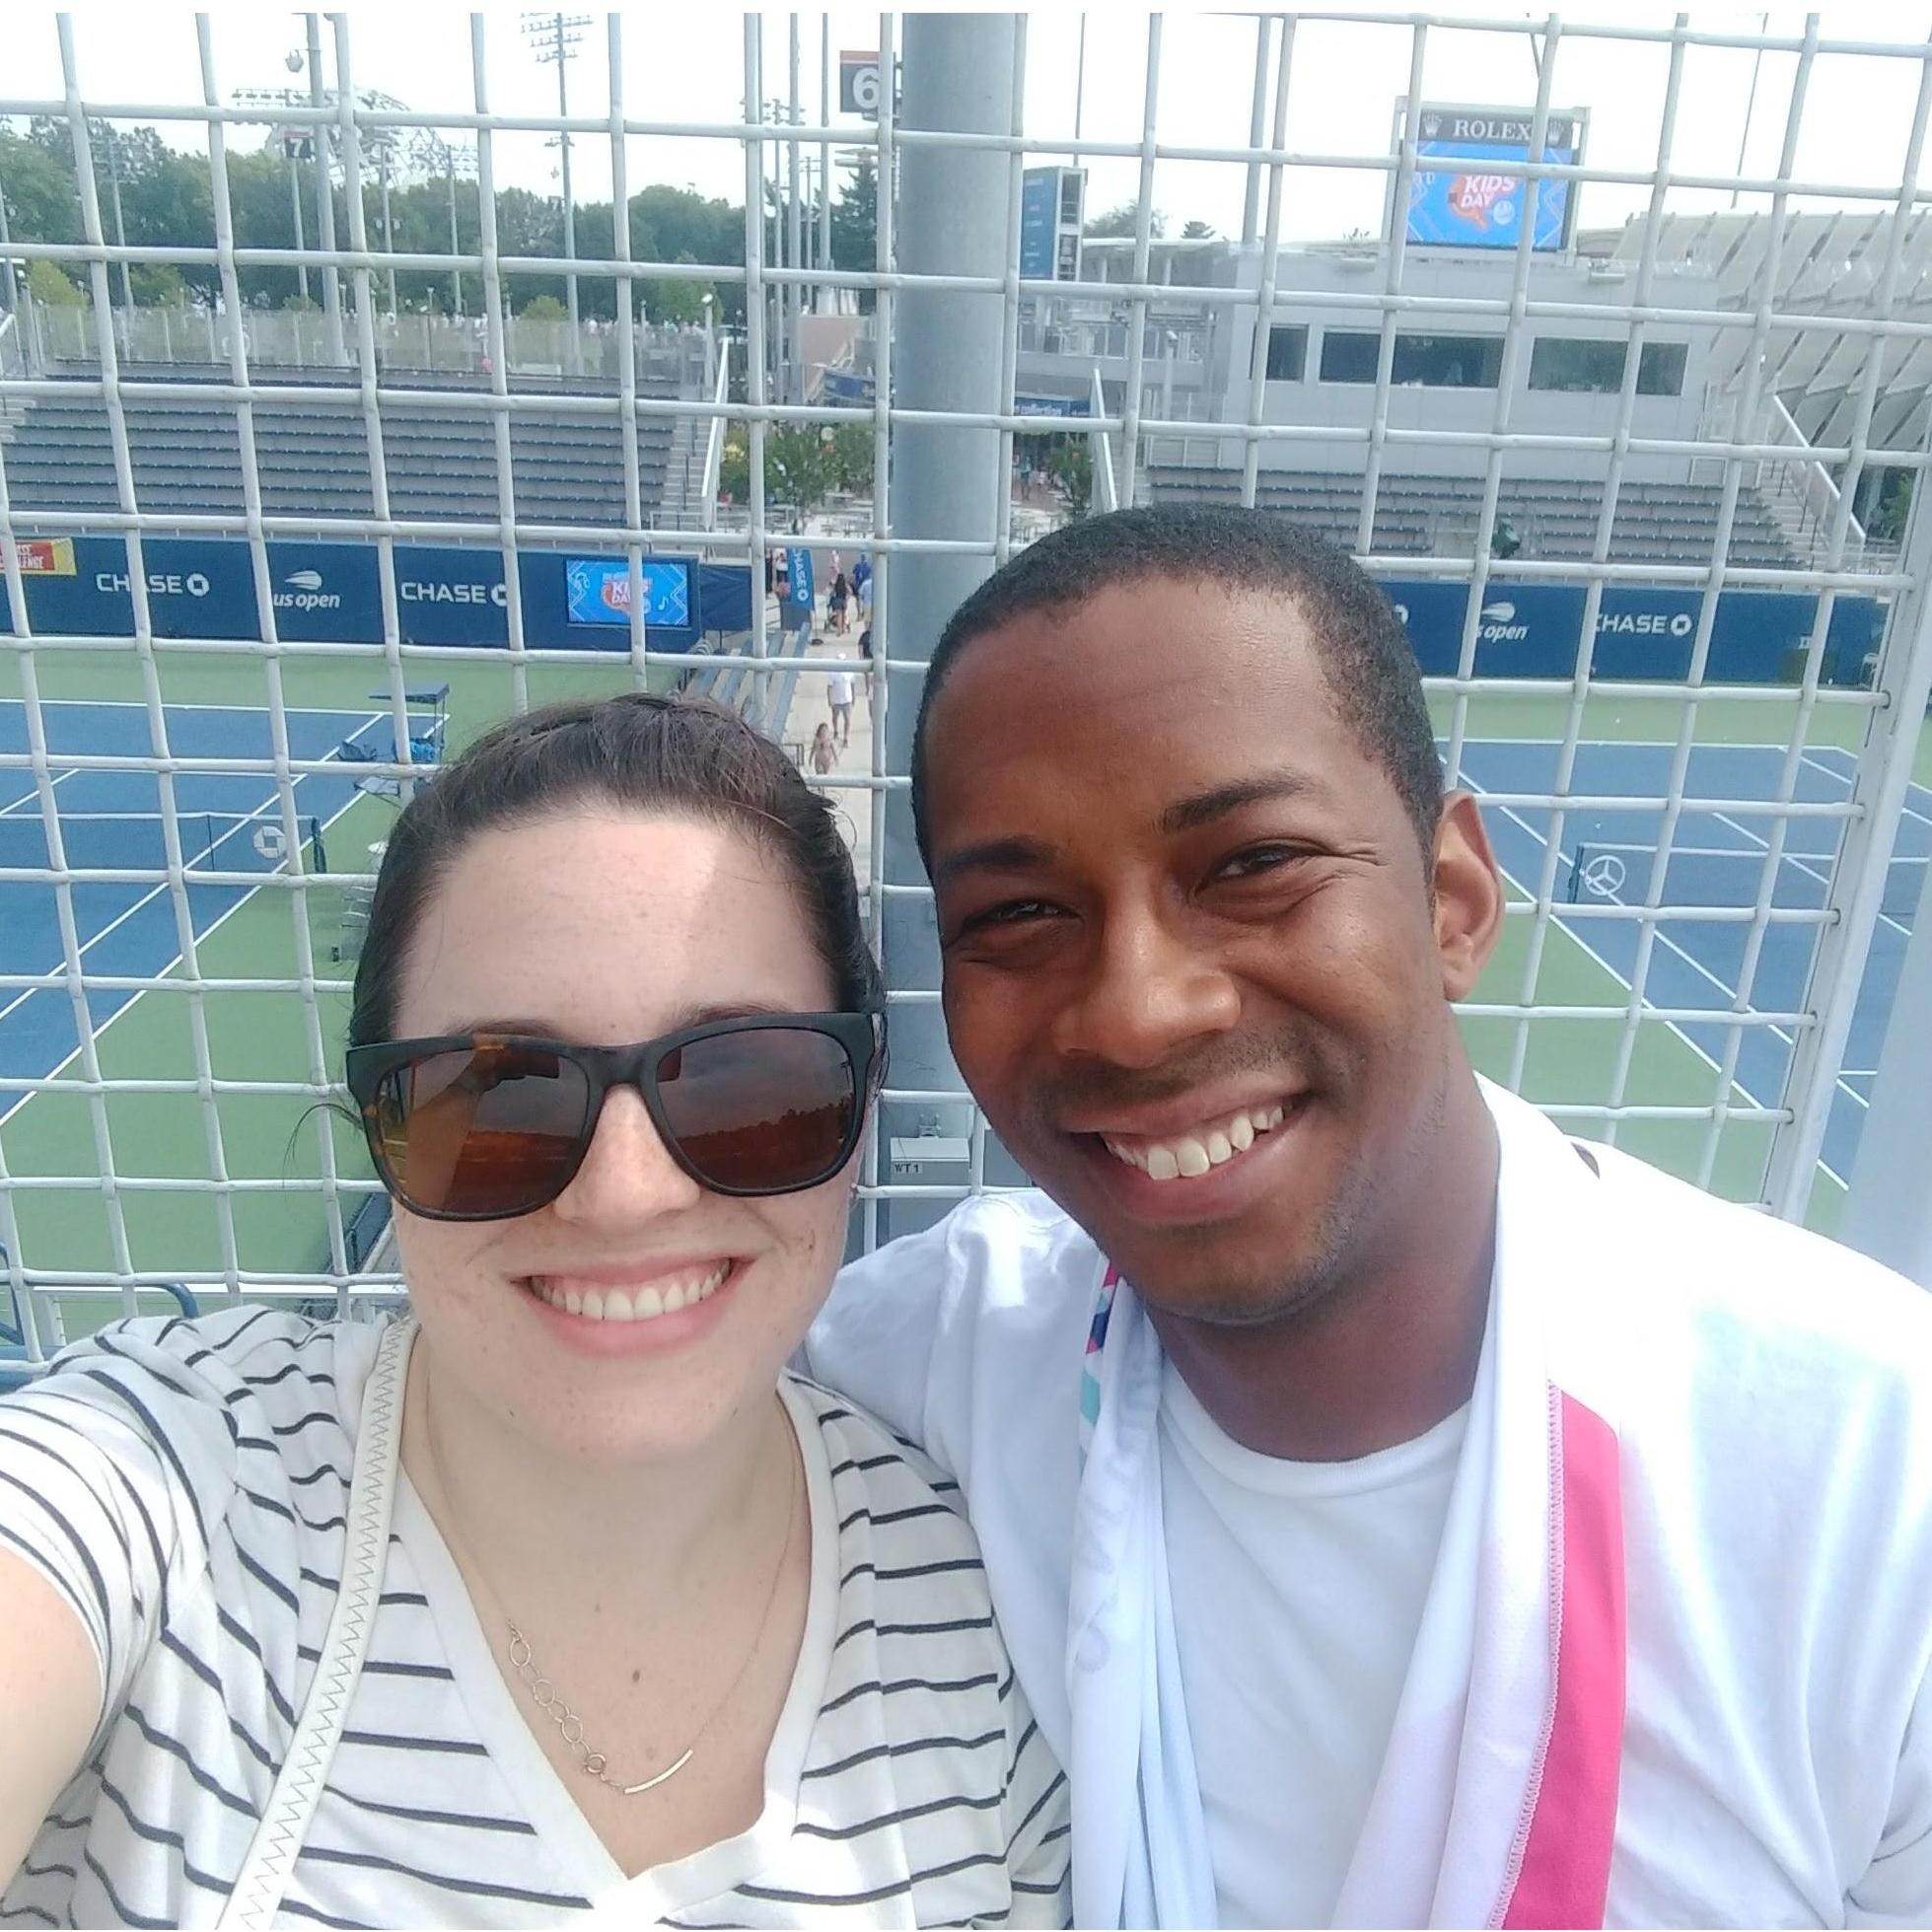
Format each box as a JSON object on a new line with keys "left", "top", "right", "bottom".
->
{"left": 840, "top": 51, "right": 887, "bottom": 117}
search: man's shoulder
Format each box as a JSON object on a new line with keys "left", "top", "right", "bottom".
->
{"left": 1584, "top": 1139, "right": 1932, "bottom": 1446}
{"left": 1593, "top": 1141, "right": 1930, "bottom": 1337}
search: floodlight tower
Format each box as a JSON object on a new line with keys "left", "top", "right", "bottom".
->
{"left": 523, "top": 10, "right": 590, "bottom": 374}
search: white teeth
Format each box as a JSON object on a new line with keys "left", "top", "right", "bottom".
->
{"left": 1103, "top": 1101, "right": 1296, "bottom": 1183}
{"left": 535, "top": 1263, "right": 729, "bottom": 1324}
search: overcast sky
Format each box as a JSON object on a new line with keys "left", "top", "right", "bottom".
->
{"left": 7, "top": 5, "right": 1932, "bottom": 247}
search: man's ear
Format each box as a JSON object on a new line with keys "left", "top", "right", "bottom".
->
{"left": 1431, "top": 792, "right": 1506, "bottom": 1000}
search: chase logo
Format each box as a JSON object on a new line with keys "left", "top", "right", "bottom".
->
{"left": 1597, "top": 608, "right": 1695, "bottom": 639}
{"left": 273, "top": 567, "right": 341, "bottom": 612}
{"left": 1478, "top": 599, "right": 1529, "bottom": 641}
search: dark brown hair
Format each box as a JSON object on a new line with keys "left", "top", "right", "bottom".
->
{"left": 346, "top": 692, "right": 883, "bottom": 1050}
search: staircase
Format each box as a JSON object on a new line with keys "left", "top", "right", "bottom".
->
{"left": 658, "top": 412, "right": 707, "bottom": 532}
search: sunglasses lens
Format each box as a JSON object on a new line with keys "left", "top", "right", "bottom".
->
{"left": 372, "top": 1043, "right": 592, "bottom": 1217}
{"left": 656, "top": 1027, "right": 859, "bottom": 1193}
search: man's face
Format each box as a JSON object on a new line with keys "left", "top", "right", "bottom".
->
{"left": 923, "top": 576, "right": 1502, "bottom": 1326}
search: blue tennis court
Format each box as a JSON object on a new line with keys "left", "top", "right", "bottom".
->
{"left": 1465, "top": 738, "right": 1931, "bottom": 1186}
{"left": 0, "top": 699, "right": 384, "bottom": 1101}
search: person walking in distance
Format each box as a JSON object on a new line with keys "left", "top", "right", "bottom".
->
{"left": 826, "top": 666, "right": 855, "bottom": 751}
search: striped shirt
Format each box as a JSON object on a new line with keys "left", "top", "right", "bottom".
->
{"left": 0, "top": 1308, "right": 1071, "bottom": 1928}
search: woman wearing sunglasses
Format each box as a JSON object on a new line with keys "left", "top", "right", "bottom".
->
{"left": 0, "top": 696, "right": 1070, "bottom": 1928}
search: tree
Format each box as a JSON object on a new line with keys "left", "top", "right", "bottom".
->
{"left": 764, "top": 425, "right": 834, "bottom": 515}
{"left": 520, "top": 292, "right": 568, "bottom": 321}
{"left": 1181, "top": 218, "right": 1216, "bottom": 240}
{"left": 830, "top": 155, "right": 878, "bottom": 312}
{"left": 1085, "top": 202, "right": 1166, "bottom": 240}
{"left": 1050, "top": 435, "right": 1094, "bottom": 517}
{"left": 827, "top": 422, "right": 873, "bottom": 495}
{"left": 719, "top": 430, "right": 750, "bottom": 504}
{"left": 26, "top": 258, "right": 84, "bottom": 307}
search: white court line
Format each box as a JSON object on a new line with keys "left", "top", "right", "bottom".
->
{"left": 0, "top": 716, "right": 387, "bottom": 1119}
{"left": 0, "top": 769, "right": 79, "bottom": 818}
{"left": 1705, "top": 806, "right": 1913, "bottom": 944}
{"left": 1471, "top": 787, "right": 1753, "bottom": 1099}
{"left": 1475, "top": 788, "right": 1850, "bottom": 1187}
{"left": 1799, "top": 746, "right": 1932, "bottom": 832}
{"left": 0, "top": 696, "right": 395, "bottom": 721}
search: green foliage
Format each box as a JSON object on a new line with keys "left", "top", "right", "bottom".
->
{"left": 131, "top": 263, "right": 190, "bottom": 308}
{"left": 1050, "top": 436, "right": 1094, "bottom": 516}
{"left": 281, "top": 292, "right": 321, "bottom": 314}
{"left": 719, "top": 431, "right": 750, "bottom": 504}
{"left": 1085, "top": 202, "right": 1167, "bottom": 240}
{"left": 830, "top": 156, "right": 878, "bottom": 313}
{"left": 520, "top": 293, "right": 568, "bottom": 321}
{"left": 25, "top": 258, "right": 84, "bottom": 307}
{"left": 764, "top": 426, "right": 834, "bottom": 515}
{"left": 1181, "top": 218, "right": 1216, "bottom": 240}
{"left": 827, "top": 422, "right": 873, "bottom": 495}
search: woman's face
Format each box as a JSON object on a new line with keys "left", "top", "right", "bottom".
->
{"left": 389, "top": 806, "right": 858, "bottom": 1466}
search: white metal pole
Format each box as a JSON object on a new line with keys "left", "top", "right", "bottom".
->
{"left": 789, "top": 18, "right": 804, "bottom": 404}
{"left": 556, "top": 14, "right": 582, "bottom": 374}
{"left": 1242, "top": 15, "right": 1271, "bottom": 247}
{"left": 820, "top": 13, "right": 833, "bottom": 314}
{"left": 884, "top": 12, "right": 1021, "bottom": 1238}
{"left": 288, "top": 143, "right": 310, "bottom": 304}
{"left": 306, "top": 13, "right": 345, "bottom": 363}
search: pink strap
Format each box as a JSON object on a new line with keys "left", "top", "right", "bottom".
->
{"left": 1501, "top": 1393, "right": 1627, "bottom": 1930}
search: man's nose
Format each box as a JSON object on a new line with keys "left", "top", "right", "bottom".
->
{"left": 1050, "top": 904, "right": 1241, "bottom": 1069}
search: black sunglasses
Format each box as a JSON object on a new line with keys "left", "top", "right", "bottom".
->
{"left": 344, "top": 1011, "right": 885, "bottom": 1222}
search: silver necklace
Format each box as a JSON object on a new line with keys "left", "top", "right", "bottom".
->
{"left": 425, "top": 1381, "right": 801, "bottom": 1797}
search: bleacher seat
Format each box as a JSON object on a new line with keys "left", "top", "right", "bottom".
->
{"left": 0, "top": 365, "right": 679, "bottom": 532}
{"left": 1143, "top": 465, "right": 1803, "bottom": 571}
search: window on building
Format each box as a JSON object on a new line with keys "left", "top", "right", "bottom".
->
{"left": 1320, "top": 329, "right": 1382, "bottom": 383}
{"left": 1265, "top": 324, "right": 1308, "bottom": 382}
{"left": 1529, "top": 336, "right": 1690, "bottom": 395}
{"left": 1637, "top": 341, "right": 1687, "bottom": 396}
{"left": 1529, "top": 336, "right": 1626, "bottom": 392}
{"left": 1059, "top": 172, "right": 1083, "bottom": 225}
{"left": 1392, "top": 333, "right": 1504, "bottom": 387}
{"left": 1319, "top": 329, "right": 1503, "bottom": 387}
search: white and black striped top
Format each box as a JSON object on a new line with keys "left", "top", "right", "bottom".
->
{"left": 0, "top": 1308, "right": 1070, "bottom": 1929}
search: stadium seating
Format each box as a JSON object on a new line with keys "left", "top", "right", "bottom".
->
{"left": 1144, "top": 465, "right": 1803, "bottom": 571}
{"left": 0, "top": 365, "right": 678, "bottom": 531}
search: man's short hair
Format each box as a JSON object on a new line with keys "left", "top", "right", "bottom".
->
{"left": 909, "top": 505, "right": 1445, "bottom": 865}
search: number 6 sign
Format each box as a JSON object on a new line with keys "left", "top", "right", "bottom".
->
{"left": 840, "top": 50, "right": 884, "bottom": 117}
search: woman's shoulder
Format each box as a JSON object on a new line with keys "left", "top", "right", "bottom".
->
{"left": 782, "top": 1370, "right": 970, "bottom": 1532}
{"left": 19, "top": 1305, "right": 389, "bottom": 1482}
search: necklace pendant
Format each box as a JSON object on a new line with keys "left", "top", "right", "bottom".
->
{"left": 619, "top": 1748, "right": 694, "bottom": 1796}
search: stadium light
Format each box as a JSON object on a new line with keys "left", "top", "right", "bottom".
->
{"left": 522, "top": 11, "right": 591, "bottom": 375}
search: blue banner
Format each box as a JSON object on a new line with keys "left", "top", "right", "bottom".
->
{"left": 1383, "top": 579, "right": 1884, "bottom": 686}
{"left": 1404, "top": 107, "right": 1581, "bottom": 251}
{"left": 3, "top": 536, "right": 711, "bottom": 651}
{"left": 1020, "top": 168, "right": 1058, "bottom": 280}
{"left": 563, "top": 557, "right": 693, "bottom": 629}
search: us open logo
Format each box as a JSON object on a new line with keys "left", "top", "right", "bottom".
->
{"left": 273, "top": 568, "right": 342, "bottom": 613}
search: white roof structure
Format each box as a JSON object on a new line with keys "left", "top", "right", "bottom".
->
{"left": 1583, "top": 209, "right": 1932, "bottom": 452}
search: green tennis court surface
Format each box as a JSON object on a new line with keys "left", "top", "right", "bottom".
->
{"left": 1, "top": 648, "right": 1925, "bottom": 1294}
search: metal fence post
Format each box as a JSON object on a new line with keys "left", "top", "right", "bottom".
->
{"left": 883, "top": 12, "right": 1021, "bottom": 1239}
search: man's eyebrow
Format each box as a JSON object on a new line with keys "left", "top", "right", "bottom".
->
{"left": 1158, "top": 771, "right": 1332, "bottom": 837}
{"left": 930, "top": 834, "right": 1059, "bottom": 891}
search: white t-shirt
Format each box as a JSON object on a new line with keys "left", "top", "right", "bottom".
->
{"left": 805, "top": 1088, "right": 1932, "bottom": 1927}
{"left": 0, "top": 1309, "right": 1071, "bottom": 1928}
{"left": 1159, "top": 1362, "right": 1465, "bottom": 1929}
{"left": 826, "top": 672, "right": 856, "bottom": 707}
